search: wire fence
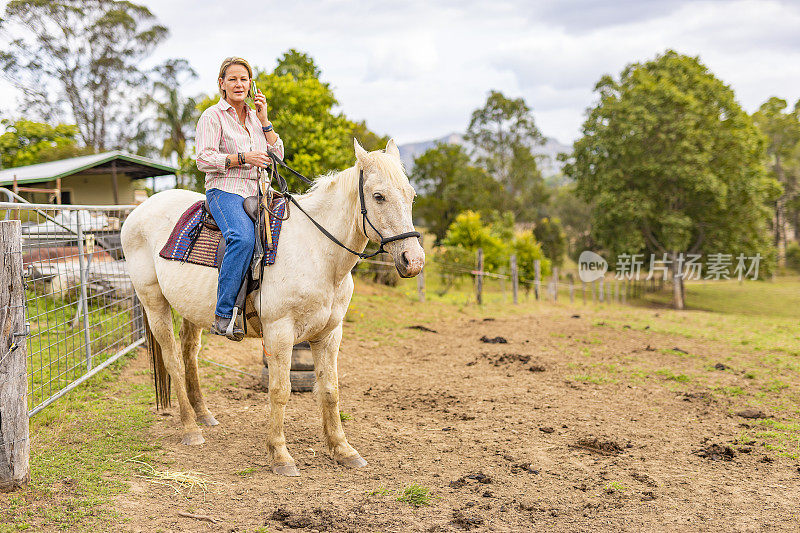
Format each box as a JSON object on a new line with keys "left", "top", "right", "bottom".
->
{"left": 355, "top": 251, "right": 666, "bottom": 306}
{"left": 0, "top": 199, "right": 145, "bottom": 417}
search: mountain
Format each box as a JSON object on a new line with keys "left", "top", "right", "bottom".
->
{"left": 398, "top": 133, "right": 572, "bottom": 179}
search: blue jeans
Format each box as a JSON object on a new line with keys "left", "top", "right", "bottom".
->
{"left": 205, "top": 189, "right": 255, "bottom": 318}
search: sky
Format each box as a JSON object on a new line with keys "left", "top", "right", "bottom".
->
{"left": 2, "top": 0, "right": 800, "bottom": 146}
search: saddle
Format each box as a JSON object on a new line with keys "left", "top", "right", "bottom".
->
{"left": 159, "top": 192, "right": 288, "bottom": 338}
{"left": 201, "top": 193, "right": 286, "bottom": 337}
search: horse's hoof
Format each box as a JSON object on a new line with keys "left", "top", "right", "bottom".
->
{"left": 181, "top": 432, "right": 205, "bottom": 446}
{"left": 272, "top": 462, "right": 301, "bottom": 477}
{"left": 197, "top": 414, "right": 219, "bottom": 426}
{"left": 337, "top": 454, "right": 368, "bottom": 468}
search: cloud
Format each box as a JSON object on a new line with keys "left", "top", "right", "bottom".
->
{"left": 2, "top": 0, "right": 800, "bottom": 146}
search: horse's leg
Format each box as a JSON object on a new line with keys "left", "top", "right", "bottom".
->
{"left": 142, "top": 294, "right": 204, "bottom": 445}
{"left": 263, "top": 320, "right": 298, "bottom": 476}
{"left": 311, "top": 324, "right": 367, "bottom": 468}
{"left": 179, "top": 319, "right": 218, "bottom": 426}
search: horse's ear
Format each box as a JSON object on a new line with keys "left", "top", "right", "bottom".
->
{"left": 354, "top": 138, "right": 368, "bottom": 163}
{"left": 385, "top": 138, "right": 400, "bottom": 160}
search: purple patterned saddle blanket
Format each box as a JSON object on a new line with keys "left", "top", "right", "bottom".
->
{"left": 159, "top": 196, "right": 286, "bottom": 268}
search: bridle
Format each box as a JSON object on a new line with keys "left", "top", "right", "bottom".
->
{"left": 265, "top": 152, "right": 421, "bottom": 259}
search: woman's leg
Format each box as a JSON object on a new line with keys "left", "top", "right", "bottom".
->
{"left": 205, "top": 189, "right": 256, "bottom": 319}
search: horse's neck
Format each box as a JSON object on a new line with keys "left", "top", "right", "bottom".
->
{"left": 294, "top": 168, "right": 368, "bottom": 282}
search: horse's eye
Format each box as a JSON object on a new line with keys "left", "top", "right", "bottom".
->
{"left": 373, "top": 193, "right": 385, "bottom": 202}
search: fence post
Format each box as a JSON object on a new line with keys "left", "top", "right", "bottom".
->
{"left": 622, "top": 281, "right": 627, "bottom": 304}
{"left": 591, "top": 280, "right": 596, "bottom": 303}
{"left": 533, "top": 260, "right": 540, "bottom": 300}
{"left": 615, "top": 280, "right": 620, "bottom": 303}
{"left": 510, "top": 254, "right": 518, "bottom": 305}
{"left": 569, "top": 277, "right": 574, "bottom": 304}
{"left": 582, "top": 281, "right": 586, "bottom": 304}
{"left": 475, "top": 248, "right": 483, "bottom": 305}
{"left": 75, "top": 217, "right": 93, "bottom": 370}
{"left": 0, "top": 220, "right": 30, "bottom": 492}
{"left": 552, "top": 266, "right": 559, "bottom": 301}
{"left": 599, "top": 277, "right": 605, "bottom": 302}
{"left": 417, "top": 266, "right": 425, "bottom": 303}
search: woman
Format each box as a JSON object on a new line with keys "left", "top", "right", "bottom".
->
{"left": 196, "top": 56, "right": 284, "bottom": 340}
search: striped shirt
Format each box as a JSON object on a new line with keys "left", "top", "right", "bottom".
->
{"left": 195, "top": 98, "right": 285, "bottom": 198}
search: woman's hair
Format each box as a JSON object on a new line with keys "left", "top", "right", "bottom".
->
{"left": 217, "top": 57, "right": 253, "bottom": 97}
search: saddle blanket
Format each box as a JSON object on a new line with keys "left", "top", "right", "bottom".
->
{"left": 159, "top": 197, "right": 286, "bottom": 268}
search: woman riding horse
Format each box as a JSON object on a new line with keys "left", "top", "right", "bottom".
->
{"left": 195, "top": 56, "right": 284, "bottom": 340}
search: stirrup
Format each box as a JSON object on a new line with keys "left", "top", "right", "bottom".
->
{"left": 210, "top": 312, "right": 244, "bottom": 342}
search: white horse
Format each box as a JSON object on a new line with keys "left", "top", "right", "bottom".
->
{"left": 121, "top": 139, "right": 424, "bottom": 476}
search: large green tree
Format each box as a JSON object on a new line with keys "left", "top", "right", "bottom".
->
{"left": 752, "top": 97, "right": 800, "bottom": 262}
{"left": 411, "top": 143, "right": 504, "bottom": 243}
{"left": 0, "top": 119, "right": 90, "bottom": 168}
{"left": 0, "top": 0, "right": 168, "bottom": 151}
{"left": 565, "top": 50, "right": 778, "bottom": 309}
{"left": 465, "top": 90, "right": 548, "bottom": 220}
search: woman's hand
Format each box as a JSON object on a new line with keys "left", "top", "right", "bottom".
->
{"left": 244, "top": 151, "right": 272, "bottom": 168}
{"left": 254, "top": 90, "right": 269, "bottom": 125}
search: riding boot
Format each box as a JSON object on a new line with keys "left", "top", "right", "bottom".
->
{"left": 210, "top": 315, "right": 244, "bottom": 342}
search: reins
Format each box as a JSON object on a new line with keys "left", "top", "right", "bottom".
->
{"left": 264, "top": 152, "right": 420, "bottom": 259}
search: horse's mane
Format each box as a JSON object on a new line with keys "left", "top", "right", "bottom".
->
{"left": 306, "top": 151, "right": 409, "bottom": 198}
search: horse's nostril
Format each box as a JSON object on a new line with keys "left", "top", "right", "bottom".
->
{"left": 401, "top": 251, "right": 410, "bottom": 267}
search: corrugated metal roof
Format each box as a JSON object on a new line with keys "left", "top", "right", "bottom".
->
{"left": 0, "top": 150, "right": 178, "bottom": 185}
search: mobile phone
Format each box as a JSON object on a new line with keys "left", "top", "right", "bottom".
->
{"left": 249, "top": 80, "right": 258, "bottom": 100}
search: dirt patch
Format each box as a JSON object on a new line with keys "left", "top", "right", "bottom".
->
{"left": 479, "top": 335, "right": 507, "bottom": 344}
{"left": 573, "top": 437, "right": 625, "bottom": 456}
{"left": 91, "top": 307, "right": 800, "bottom": 532}
{"left": 695, "top": 443, "right": 736, "bottom": 461}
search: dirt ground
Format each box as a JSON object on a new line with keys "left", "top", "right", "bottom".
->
{"left": 113, "top": 308, "right": 800, "bottom": 532}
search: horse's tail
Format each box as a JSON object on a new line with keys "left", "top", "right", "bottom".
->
{"left": 142, "top": 311, "right": 171, "bottom": 409}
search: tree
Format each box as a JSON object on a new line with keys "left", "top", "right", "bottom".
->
{"left": 0, "top": 0, "right": 168, "bottom": 151}
{"left": 533, "top": 217, "right": 567, "bottom": 268}
{"left": 546, "top": 184, "right": 594, "bottom": 260}
{"left": 752, "top": 97, "right": 800, "bottom": 262}
{"left": 274, "top": 48, "right": 322, "bottom": 80}
{"left": 565, "top": 50, "right": 778, "bottom": 309}
{"left": 0, "top": 119, "right": 90, "bottom": 168}
{"left": 411, "top": 143, "right": 504, "bottom": 243}
{"left": 143, "top": 59, "right": 200, "bottom": 188}
{"left": 465, "top": 90, "right": 548, "bottom": 220}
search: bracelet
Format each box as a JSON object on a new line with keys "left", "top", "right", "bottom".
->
{"left": 262, "top": 124, "right": 274, "bottom": 133}
{"left": 238, "top": 152, "right": 246, "bottom": 165}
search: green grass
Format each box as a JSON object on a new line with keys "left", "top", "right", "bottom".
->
{"left": 571, "top": 374, "right": 613, "bottom": 385}
{"left": 339, "top": 411, "right": 353, "bottom": 422}
{"left": 235, "top": 467, "right": 258, "bottom": 477}
{"left": 397, "top": 484, "right": 433, "bottom": 507}
{"left": 655, "top": 369, "right": 691, "bottom": 382}
{"left": 0, "top": 352, "right": 159, "bottom": 532}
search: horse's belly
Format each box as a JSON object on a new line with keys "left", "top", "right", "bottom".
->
{"left": 155, "top": 257, "right": 218, "bottom": 326}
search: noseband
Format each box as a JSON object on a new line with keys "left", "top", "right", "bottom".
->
{"left": 266, "top": 152, "right": 420, "bottom": 259}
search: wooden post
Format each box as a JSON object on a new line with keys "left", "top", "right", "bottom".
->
{"left": 475, "top": 248, "right": 483, "bottom": 305}
{"left": 552, "top": 267, "right": 559, "bottom": 301}
{"left": 417, "top": 267, "right": 425, "bottom": 303}
{"left": 417, "top": 236, "right": 425, "bottom": 303}
{"left": 510, "top": 254, "right": 518, "bottom": 305}
{"left": 622, "top": 282, "right": 627, "bottom": 304}
{"left": 582, "top": 282, "right": 586, "bottom": 304}
{"left": 591, "top": 280, "right": 596, "bottom": 303}
{"left": 615, "top": 281, "right": 620, "bottom": 303}
{"left": 111, "top": 160, "right": 120, "bottom": 204}
{"left": 569, "top": 278, "right": 574, "bottom": 304}
{"left": 599, "top": 278, "right": 604, "bottom": 302}
{"left": 533, "top": 260, "right": 540, "bottom": 300}
{"left": 0, "top": 220, "right": 30, "bottom": 492}
{"left": 55, "top": 177, "right": 62, "bottom": 204}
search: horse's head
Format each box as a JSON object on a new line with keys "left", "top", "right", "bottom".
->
{"left": 354, "top": 138, "right": 425, "bottom": 278}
